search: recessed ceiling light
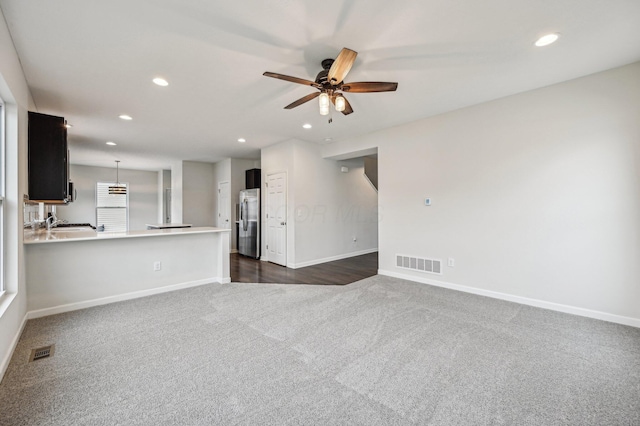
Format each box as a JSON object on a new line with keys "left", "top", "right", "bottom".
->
{"left": 106, "top": 141, "right": 117, "bottom": 146}
{"left": 303, "top": 123, "right": 312, "bottom": 129}
{"left": 324, "top": 137, "right": 333, "bottom": 142}
{"left": 153, "top": 77, "right": 169, "bottom": 87}
{"left": 65, "top": 123, "right": 73, "bottom": 128}
{"left": 119, "top": 114, "right": 133, "bottom": 120}
{"left": 237, "top": 138, "right": 246, "bottom": 143}
{"left": 535, "top": 33, "right": 559, "bottom": 47}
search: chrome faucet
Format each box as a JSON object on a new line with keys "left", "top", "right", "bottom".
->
{"left": 45, "top": 214, "right": 62, "bottom": 230}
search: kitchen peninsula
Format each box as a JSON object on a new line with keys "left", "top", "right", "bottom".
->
{"left": 24, "top": 227, "right": 230, "bottom": 318}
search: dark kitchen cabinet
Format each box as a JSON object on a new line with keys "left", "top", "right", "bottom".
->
{"left": 245, "top": 168, "right": 261, "bottom": 189}
{"left": 28, "top": 111, "right": 69, "bottom": 203}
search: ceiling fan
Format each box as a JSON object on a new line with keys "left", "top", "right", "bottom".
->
{"left": 263, "top": 47, "right": 398, "bottom": 121}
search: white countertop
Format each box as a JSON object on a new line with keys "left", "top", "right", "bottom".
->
{"left": 24, "top": 226, "right": 230, "bottom": 244}
{"left": 146, "top": 223, "right": 192, "bottom": 229}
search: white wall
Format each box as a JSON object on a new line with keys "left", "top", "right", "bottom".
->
{"left": 261, "top": 139, "right": 378, "bottom": 268}
{"left": 159, "top": 169, "right": 171, "bottom": 224}
{"left": 182, "top": 161, "right": 216, "bottom": 227}
{"left": 56, "top": 164, "right": 159, "bottom": 230}
{"left": 0, "top": 5, "right": 34, "bottom": 379}
{"left": 172, "top": 160, "right": 236, "bottom": 228}
{"left": 170, "top": 161, "right": 183, "bottom": 223}
{"left": 325, "top": 62, "right": 640, "bottom": 325}
{"left": 292, "top": 142, "right": 378, "bottom": 267}
{"left": 25, "top": 230, "right": 230, "bottom": 315}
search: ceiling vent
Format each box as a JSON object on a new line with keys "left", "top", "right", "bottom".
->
{"left": 396, "top": 254, "right": 442, "bottom": 275}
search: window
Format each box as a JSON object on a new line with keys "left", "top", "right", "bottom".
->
{"left": 0, "top": 98, "right": 5, "bottom": 295}
{"left": 96, "top": 182, "right": 128, "bottom": 232}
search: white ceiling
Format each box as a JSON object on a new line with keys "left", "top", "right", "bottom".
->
{"left": 1, "top": 0, "right": 639, "bottom": 171}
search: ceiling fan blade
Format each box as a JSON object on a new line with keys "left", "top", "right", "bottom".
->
{"left": 331, "top": 95, "right": 354, "bottom": 115}
{"left": 263, "top": 72, "right": 321, "bottom": 88}
{"left": 341, "top": 82, "right": 398, "bottom": 93}
{"left": 284, "top": 92, "right": 320, "bottom": 109}
{"left": 327, "top": 48, "right": 357, "bottom": 85}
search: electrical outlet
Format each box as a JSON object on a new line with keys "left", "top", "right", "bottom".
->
{"left": 353, "top": 236, "right": 357, "bottom": 242}
{"left": 447, "top": 258, "right": 455, "bottom": 267}
{"left": 154, "top": 261, "right": 161, "bottom": 271}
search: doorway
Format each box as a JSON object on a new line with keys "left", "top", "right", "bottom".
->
{"left": 217, "top": 181, "right": 230, "bottom": 229}
{"left": 265, "top": 171, "right": 287, "bottom": 266}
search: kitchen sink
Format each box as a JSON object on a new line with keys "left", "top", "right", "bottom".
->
{"left": 49, "top": 226, "right": 95, "bottom": 232}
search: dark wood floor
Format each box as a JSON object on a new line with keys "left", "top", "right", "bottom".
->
{"left": 230, "top": 252, "right": 378, "bottom": 285}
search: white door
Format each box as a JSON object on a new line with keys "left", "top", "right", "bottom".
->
{"left": 217, "top": 181, "right": 230, "bottom": 229}
{"left": 266, "top": 172, "right": 287, "bottom": 266}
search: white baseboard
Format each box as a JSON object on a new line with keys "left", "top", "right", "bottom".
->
{"left": 0, "top": 312, "right": 28, "bottom": 384}
{"left": 26, "top": 277, "right": 225, "bottom": 320}
{"left": 230, "top": 249, "right": 238, "bottom": 254}
{"left": 378, "top": 269, "right": 640, "bottom": 328}
{"left": 290, "top": 248, "right": 378, "bottom": 269}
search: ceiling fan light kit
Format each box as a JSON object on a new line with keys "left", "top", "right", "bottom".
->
{"left": 263, "top": 47, "right": 398, "bottom": 121}
{"left": 319, "top": 92, "right": 330, "bottom": 115}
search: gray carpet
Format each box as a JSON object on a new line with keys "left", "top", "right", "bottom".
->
{"left": 1, "top": 275, "right": 639, "bottom": 425}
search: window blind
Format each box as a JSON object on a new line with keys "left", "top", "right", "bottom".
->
{"left": 96, "top": 182, "right": 128, "bottom": 232}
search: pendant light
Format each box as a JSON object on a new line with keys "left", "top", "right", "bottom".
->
{"left": 108, "top": 160, "right": 127, "bottom": 195}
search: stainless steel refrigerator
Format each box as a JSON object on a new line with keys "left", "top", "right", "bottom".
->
{"left": 238, "top": 188, "right": 260, "bottom": 258}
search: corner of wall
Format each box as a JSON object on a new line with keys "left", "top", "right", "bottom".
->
{"left": 170, "top": 161, "right": 184, "bottom": 223}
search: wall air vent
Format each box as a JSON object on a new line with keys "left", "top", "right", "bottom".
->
{"left": 396, "top": 254, "right": 442, "bottom": 275}
{"left": 29, "top": 345, "right": 55, "bottom": 362}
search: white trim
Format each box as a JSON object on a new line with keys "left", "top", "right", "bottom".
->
{"left": 379, "top": 269, "right": 640, "bottom": 328}
{"left": 0, "top": 311, "right": 27, "bottom": 383}
{"left": 230, "top": 248, "right": 238, "bottom": 254}
{"left": 290, "top": 248, "right": 378, "bottom": 269}
{"left": 0, "top": 288, "right": 14, "bottom": 320}
{"left": 0, "top": 99, "right": 5, "bottom": 294}
{"left": 26, "top": 277, "right": 228, "bottom": 320}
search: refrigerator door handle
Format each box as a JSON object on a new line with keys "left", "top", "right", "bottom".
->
{"left": 242, "top": 199, "right": 249, "bottom": 231}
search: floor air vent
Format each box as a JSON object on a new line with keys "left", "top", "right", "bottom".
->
{"left": 29, "top": 345, "right": 55, "bottom": 362}
{"left": 396, "top": 254, "right": 442, "bottom": 275}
